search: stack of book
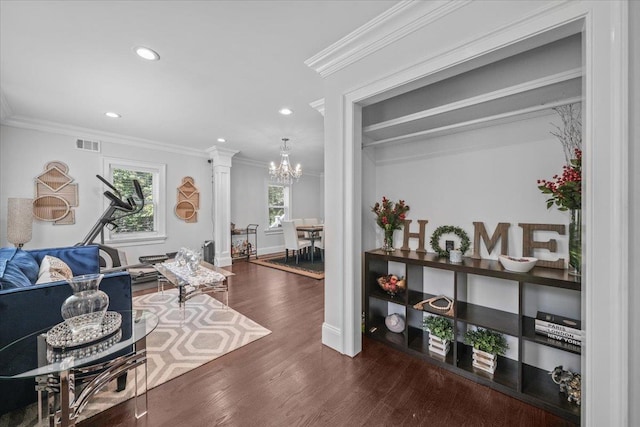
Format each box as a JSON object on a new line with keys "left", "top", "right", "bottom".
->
{"left": 535, "top": 311, "right": 583, "bottom": 346}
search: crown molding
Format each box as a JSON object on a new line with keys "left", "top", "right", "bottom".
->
{"left": 233, "top": 155, "right": 268, "bottom": 168}
{"left": 304, "top": 0, "right": 472, "bottom": 77}
{"left": 0, "top": 115, "right": 209, "bottom": 157}
{"left": 0, "top": 92, "right": 13, "bottom": 121}
{"left": 205, "top": 145, "right": 239, "bottom": 158}
{"left": 310, "top": 98, "right": 325, "bottom": 116}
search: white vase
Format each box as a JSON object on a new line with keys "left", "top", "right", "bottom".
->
{"left": 472, "top": 348, "right": 497, "bottom": 374}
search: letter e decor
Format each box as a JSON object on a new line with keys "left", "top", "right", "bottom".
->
{"left": 519, "top": 223, "right": 565, "bottom": 269}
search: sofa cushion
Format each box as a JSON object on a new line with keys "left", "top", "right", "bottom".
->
{"left": 27, "top": 245, "right": 99, "bottom": 276}
{"left": 0, "top": 259, "right": 31, "bottom": 289}
{"left": 0, "top": 248, "right": 39, "bottom": 290}
{"left": 36, "top": 255, "right": 73, "bottom": 284}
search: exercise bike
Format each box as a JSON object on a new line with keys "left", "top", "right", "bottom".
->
{"left": 77, "top": 174, "right": 144, "bottom": 269}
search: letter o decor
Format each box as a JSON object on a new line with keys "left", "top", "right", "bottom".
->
{"left": 430, "top": 225, "right": 471, "bottom": 257}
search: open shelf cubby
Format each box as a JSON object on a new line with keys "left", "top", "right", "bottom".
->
{"left": 364, "top": 249, "right": 581, "bottom": 424}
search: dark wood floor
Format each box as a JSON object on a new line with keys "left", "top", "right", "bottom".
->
{"left": 81, "top": 261, "right": 575, "bottom": 427}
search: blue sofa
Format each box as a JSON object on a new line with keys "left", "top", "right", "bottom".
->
{"left": 0, "top": 245, "right": 133, "bottom": 416}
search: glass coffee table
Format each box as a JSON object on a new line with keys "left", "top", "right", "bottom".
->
{"left": 0, "top": 310, "right": 158, "bottom": 427}
{"left": 154, "top": 260, "right": 234, "bottom": 308}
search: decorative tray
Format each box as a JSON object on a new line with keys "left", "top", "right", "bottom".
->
{"left": 47, "top": 329, "right": 123, "bottom": 363}
{"left": 46, "top": 311, "right": 122, "bottom": 349}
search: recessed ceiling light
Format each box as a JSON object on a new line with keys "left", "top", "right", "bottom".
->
{"left": 134, "top": 46, "right": 160, "bottom": 61}
{"left": 279, "top": 108, "right": 293, "bottom": 116}
{"left": 105, "top": 112, "right": 121, "bottom": 118}
{"left": 217, "top": 138, "right": 226, "bottom": 143}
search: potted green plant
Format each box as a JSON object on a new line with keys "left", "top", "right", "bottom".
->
{"left": 464, "top": 328, "right": 509, "bottom": 374}
{"left": 423, "top": 315, "right": 454, "bottom": 356}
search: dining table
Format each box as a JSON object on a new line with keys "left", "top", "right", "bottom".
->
{"left": 296, "top": 224, "right": 323, "bottom": 263}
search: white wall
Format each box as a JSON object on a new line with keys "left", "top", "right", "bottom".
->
{"left": 369, "top": 113, "right": 580, "bottom": 372}
{"left": 0, "top": 125, "right": 213, "bottom": 262}
{"left": 230, "top": 159, "right": 323, "bottom": 255}
{"left": 628, "top": 1, "right": 639, "bottom": 424}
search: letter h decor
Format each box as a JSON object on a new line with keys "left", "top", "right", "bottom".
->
{"left": 401, "top": 219, "right": 429, "bottom": 253}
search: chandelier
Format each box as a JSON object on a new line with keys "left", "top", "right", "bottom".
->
{"left": 269, "top": 138, "right": 302, "bottom": 185}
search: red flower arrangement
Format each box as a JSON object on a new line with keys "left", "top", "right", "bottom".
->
{"left": 371, "top": 197, "right": 410, "bottom": 232}
{"left": 537, "top": 148, "right": 582, "bottom": 211}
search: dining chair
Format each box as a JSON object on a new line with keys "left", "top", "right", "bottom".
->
{"left": 282, "top": 220, "right": 311, "bottom": 264}
{"left": 314, "top": 230, "right": 324, "bottom": 262}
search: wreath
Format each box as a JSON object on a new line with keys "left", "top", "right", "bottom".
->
{"left": 430, "top": 225, "right": 471, "bottom": 258}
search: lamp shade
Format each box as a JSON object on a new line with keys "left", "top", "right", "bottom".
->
{"left": 7, "top": 198, "right": 33, "bottom": 247}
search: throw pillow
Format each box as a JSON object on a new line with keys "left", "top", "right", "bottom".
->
{"left": 36, "top": 255, "right": 73, "bottom": 284}
{"left": 0, "top": 247, "right": 39, "bottom": 289}
{"left": 0, "top": 259, "right": 33, "bottom": 289}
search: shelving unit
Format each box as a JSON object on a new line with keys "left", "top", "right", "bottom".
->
{"left": 364, "top": 249, "right": 581, "bottom": 424}
{"left": 231, "top": 224, "right": 258, "bottom": 261}
{"left": 361, "top": 33, "right": 582, "bottom": 148}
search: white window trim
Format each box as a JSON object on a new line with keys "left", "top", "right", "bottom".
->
{"left": 102, "top": 157, "right": 167, "bottom": 245}
{"left": 265, "top": 181, "right": 291, "bottom": 234}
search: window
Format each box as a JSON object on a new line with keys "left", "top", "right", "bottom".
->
{"left": 267, "top": 184, "right": 290, "bottom": 229}
{"left": 103, "top": 158, "right": 166, "bottom": 244}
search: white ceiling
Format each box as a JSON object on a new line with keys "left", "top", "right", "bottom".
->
{"left": 0, "top": 0, "right": 398, "bottom": 173}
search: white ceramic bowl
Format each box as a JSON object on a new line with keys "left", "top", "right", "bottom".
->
{"left": 498, "top": 255, "right": 538, "bottom": 273}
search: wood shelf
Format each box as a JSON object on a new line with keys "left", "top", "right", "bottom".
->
{"left": 522, "top": 364, "right": 581, "bottom": 424}
{"left": 456, "top": 301, "right": 519, "bottom": 337}
{"left": 363, "top": 249, "right": 581, "bottom": 423}
{"left": 366, "top": 248, "right": 580, "bottom": 291}
{"left": 362, "top": 34, "right": 582, "bottom": 147}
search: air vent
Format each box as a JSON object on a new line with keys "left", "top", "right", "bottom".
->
{"left": 75, "top": 138, "right": 101, "bottom": 152}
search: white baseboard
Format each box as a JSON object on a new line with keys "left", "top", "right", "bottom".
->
{"left": 322, "top": 322, "right": 343, "bottom": 354}
{"left": 257, "top": 245, "right": 284, "bottom": 256}
{"left": 215, "top": 255, "right": 233, "bottom": 267}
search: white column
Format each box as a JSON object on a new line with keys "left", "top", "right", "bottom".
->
{"left": 207, "top": 147, "right": 238, "bottom": 267}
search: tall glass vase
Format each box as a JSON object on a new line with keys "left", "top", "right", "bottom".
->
{"left": 382, "top": 227, "right": 394, "bottom": 252}
{"left": 61, "top": 273, "right": 109, "bottom": 337}
{"left": 568, "top": 209, "right": 582, "bottom": 276}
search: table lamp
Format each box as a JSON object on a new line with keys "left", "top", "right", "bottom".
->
{"left": 7, "top": 197, "right": 33, "bottom": 248}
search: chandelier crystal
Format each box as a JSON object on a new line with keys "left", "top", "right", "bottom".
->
{"left": 269, "top": 138, "right": 302, "bottom": 185}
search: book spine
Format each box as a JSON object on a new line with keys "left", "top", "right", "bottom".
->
{"left": 536, "top": 311, "right": 581, "bottom": 329}
{"left": 536, "top": 330, "right": 582, "bottom": 346}
{"left": 534, "top": 319, "right": 583, "bottom": 336}
{"left": 535, "top": 325, "right": 582, "bottom": 341}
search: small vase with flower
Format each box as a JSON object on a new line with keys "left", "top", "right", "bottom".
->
{"left": 371, "top": 197, "right": 410, "bottom": 253}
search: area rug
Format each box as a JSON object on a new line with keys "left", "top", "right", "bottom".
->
{"left": 250, "top": 254, "right": 324, "bottom": 279}
{"left": 0, "top": 289, "right": 271, "bottom": 426}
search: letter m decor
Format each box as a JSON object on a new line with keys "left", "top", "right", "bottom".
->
{"left": 472, "top": 222, "right": 510, "bottom": 259}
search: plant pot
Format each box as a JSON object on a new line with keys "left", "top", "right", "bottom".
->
{"left": 428, "top": 335, "right": 450, "bottom": 356}
{"left": 472, "top": 348, "right": 497, "bottom": 374}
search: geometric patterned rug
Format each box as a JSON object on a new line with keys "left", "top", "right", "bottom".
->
{"left": 0, "top": 289, "right": 271, "bottom": 426}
